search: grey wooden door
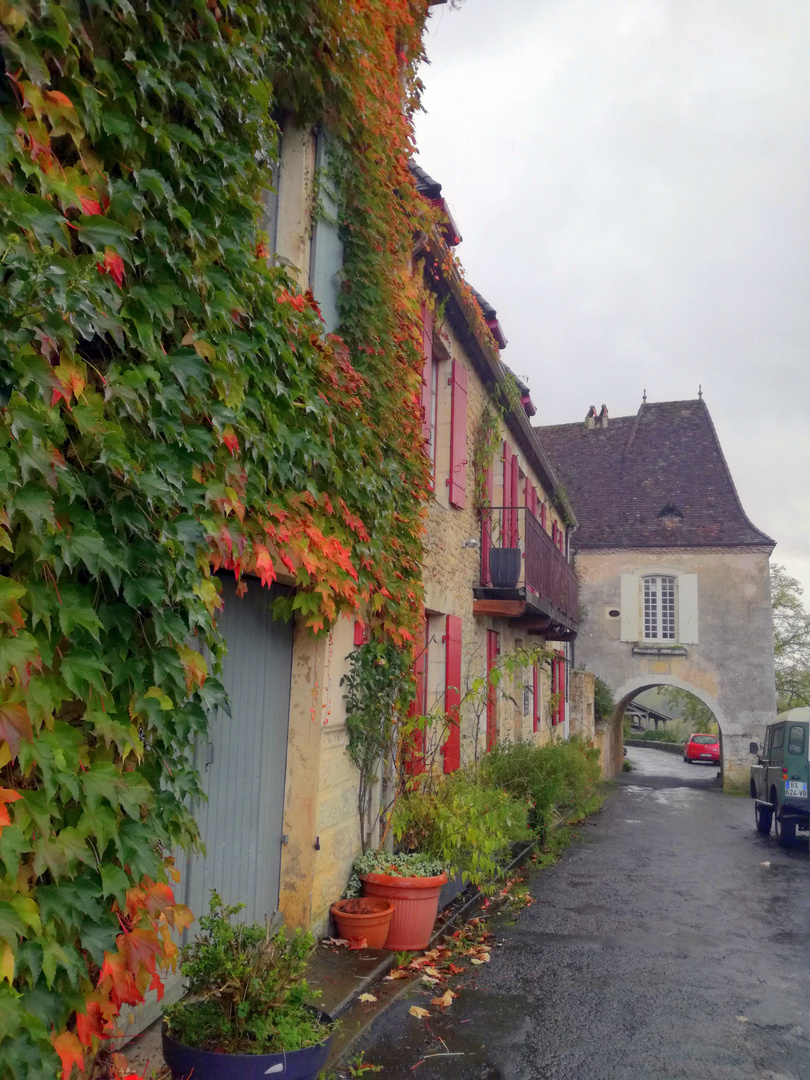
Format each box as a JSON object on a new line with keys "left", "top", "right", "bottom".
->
{"left": 181, "top": 575, "right": 293, "bottom": 927}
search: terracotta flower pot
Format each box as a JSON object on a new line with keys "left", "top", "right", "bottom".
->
{"left": 359, "top": 872, "right": 447, "bottom": 951}
{"left": 330, "top": 896, "right": 394, "bottom": 948}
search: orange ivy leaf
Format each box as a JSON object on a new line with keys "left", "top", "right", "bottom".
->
{"left": 98, "top": 950, "right": 140, "bottom": 1009}
{"left": 252, "top": 543, "right": 276, "bottom": 589}
{"left": 176, "top": 645, "right": 207, "bottom": 692}
{"left": 51, "top": 1031, "right": 84, "bottom": 1080}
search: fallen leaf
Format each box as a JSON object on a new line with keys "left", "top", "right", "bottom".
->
{"left": 359, "top": 993, "right": 377, "bottom": 1003}
{"left": 322, "top": 938, "right": 349, "bottom": 947}
{"left": 409, "top": 1006, "right": 431, "bottom": 1019}
{"left": 423, "top": 966, "right": 442, "bottom": 978}
{"left": 384, "top": 969, "right": 410, "bottom": 980}
{"left": 348, "top": 937, "right": 368, "bottom": 950}
{"left": 431, "top": 990, "right": 457, "bottom": 1009}
{"left": 446, "top": 963, "right": 465, "bottom": 975}
{"left": 421, "top": 975, "right": 439, "bottom": 987}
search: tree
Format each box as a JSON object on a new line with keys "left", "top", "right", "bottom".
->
{"left": 660, "top": 687, "right": 717, "bottom": 734}
{"left": 771, "top": 564, "right": 810, "bottom": 711}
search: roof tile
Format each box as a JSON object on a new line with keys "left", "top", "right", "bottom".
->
{"left": 536, "top": 399, "right": 773, "bottom": 550}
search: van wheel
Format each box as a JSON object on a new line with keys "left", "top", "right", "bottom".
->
{"left": 776, "top": 809, "right": 796, "bottom": 847}
{"left": 755, "top": 802, "right": 773, "bottom": 834}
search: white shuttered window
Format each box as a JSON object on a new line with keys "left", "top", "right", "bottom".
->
{"left": 643, "top": 575, "right": 676, "bottom": 640}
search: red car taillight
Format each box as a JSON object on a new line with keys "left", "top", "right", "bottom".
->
{"left": 783, "top": 767, "right": 789, "bottom": 781}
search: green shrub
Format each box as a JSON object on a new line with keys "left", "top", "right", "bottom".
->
{"left": 638, "top": 729, "right": 681, "bottom": 743}
{"left": 392, "top": 768, "right": 531, "bottom": 890}
{"left": 594, "top": 676, "right": 615, "bottom": 722}
{"left": 164, "top": 893, "right": 328, "bottom": 1055}
{"left": 482, "top": 737, "right": 603, "bottom": 835}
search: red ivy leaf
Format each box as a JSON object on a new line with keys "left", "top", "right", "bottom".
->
{"left": 221, "top": 425, "right": 238, "bottom": 456}
{"left": 0, "top": 788, "right": 22, "bottom": 836}
{"left": 97, "top": 247, "right": 125, "bottom": 287}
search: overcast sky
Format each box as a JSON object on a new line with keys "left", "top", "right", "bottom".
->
{"left": 415, "top": 0, "right": 810, "bottom": 600}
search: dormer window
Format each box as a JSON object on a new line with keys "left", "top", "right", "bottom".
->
{"left": 643, "top": 575, "right": 676, "bottom": 640}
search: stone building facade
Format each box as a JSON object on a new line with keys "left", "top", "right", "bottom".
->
{"left": 538, "top": 398, "right": 776, "bottom": 786}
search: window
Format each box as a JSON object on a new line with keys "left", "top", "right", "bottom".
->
{"left": 309, "top": 132, "right": 343, "bottom": 333}
{"left": 620, "top": 572, "right": 698, "bottom": 645}
{"left": 643, "top": 575, "right": 676, "bottom": 640}
{"left": 763, "top": 725, "right": 774, "bottom": 759}
{"left": 788, "top": 725, "right": 805, "bottom": 756}
{"left": 772, "top": 724, "right": 784, "bottom": 750}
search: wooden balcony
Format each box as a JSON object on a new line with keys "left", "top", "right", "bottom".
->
{"left": 472, "top": 506, "right": 579, "bottom": 639}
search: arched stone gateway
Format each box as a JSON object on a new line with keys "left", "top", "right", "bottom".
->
{"left": 602, "top": 679, "right": 727, "bottom": 780}
{"left": 536, "top": 398, "right": 777, "bottom": 789}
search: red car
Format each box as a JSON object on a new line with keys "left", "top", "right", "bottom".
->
{"left": 683, "top": 733, "right": 720, "bottom": 764}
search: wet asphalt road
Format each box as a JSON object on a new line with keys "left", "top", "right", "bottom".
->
{"left": 349, "top": 748, "right": 810, "bottom": 1080}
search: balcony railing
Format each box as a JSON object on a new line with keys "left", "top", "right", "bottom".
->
{"left": 478, "top": 506, "right": 579, "bottom": 625}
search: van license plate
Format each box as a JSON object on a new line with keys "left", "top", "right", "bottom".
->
{"left": 786, "top": 781, "right": 808, "bottom": 798}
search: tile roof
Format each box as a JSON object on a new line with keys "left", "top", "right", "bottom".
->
{"left": 536, "top": 399, "right": 774, "bottom": 550}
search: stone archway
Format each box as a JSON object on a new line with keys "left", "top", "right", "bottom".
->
{"left": 601, "top": 675, "right": 730, "bottom": 784}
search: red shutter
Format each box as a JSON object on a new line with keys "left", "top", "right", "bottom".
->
{"left": 419, "top": 302, "right": 434, "bottom": 447}
{"left": 526, "top": 482, "right": 538, "bottom": 519}
{"left": 510, "top": 453, "right": 519, "bottom": 547}
{"left": 442, "top": 615, "right": 462, "bottom": 772}
{"left": 501, "top": 442, "right": 511, "bottom": 545}
{"left": 486, "top": 629, "right": 499, "bottom": 750}
{"left": 448, "top": 360, "right": 468, "bottom": 508}
{"left": 541, "top": 502, "right": 547, "bottom": 531}
{"left": 406, "top": 621, "right": 428, "bottom": 774}
{"left": 353, "top": 620, "right": 369, "bottom": 646}
{"left": 552, "top": 653, "right": 566, "bottom": 726}
{"left": 481, "top": 465, "right": 493, "bottom": 585}
{"left": 552, "top": 521, "right": 558, "bottom": 548}
{"left": 533, "top": 661, "right": 540, "bottom": 732}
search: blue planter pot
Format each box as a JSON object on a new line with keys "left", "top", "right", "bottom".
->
{"left": 162, "top": 1010, "right": 333, "bottom": 1080}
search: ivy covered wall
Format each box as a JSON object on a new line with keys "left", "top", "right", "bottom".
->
{"left": 0, "top": 1, "right": 435, "bottom": 1077}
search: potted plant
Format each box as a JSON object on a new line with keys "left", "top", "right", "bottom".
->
{"left": 162, "top": 892, "right": 333, "bottom": 1080}
{"left": 347, "top": 851, "right": 446, "bottom": 952}
{"left": 330, "top": 895, "right": 394, "bottom": 949}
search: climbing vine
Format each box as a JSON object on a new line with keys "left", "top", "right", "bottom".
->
{"left": 0, "top": 1, "right": 436, "bottom": 1077}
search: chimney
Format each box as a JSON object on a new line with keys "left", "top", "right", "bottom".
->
{"left": 585, "top": 405, "right": 597, "bottom": 430}
{"left": 599, "top": 404, "right": 609, "bottom": 429}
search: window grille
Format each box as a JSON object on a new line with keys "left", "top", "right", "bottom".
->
{"left": 643, "top": 576, "right": 676, "bottom": 640}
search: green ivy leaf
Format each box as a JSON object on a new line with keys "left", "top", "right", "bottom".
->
{"left": 60, "top": 650, "right": 111, "bottom": 697}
